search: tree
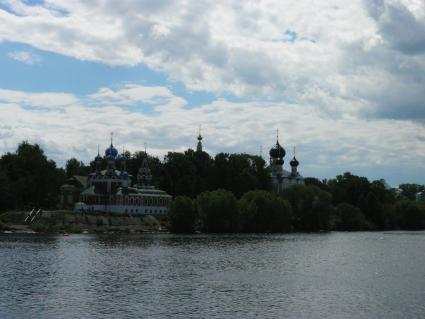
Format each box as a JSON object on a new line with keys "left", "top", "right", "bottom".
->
{"left": 197, "top": 189, "right": 239, "bottom": 233}
{"left": 395, "top": 201, "right": 425, "bottom": 230}
{"left": 239, "top": 190, "right": 292, "bottom": 232}
{"left": 0, "top": 142, "right": 66, "bottom": 209}
{"left": 168, "top": 196, "right": 198, "bottom": 233}
{"left": 334, "top": 203, "right": 367, "bottom": 231}
{"left": 326, "top": 172, "right": 371, "bottom": 206}
{"left": 0, "top": 166, "right": 12, "bottom": 211}
{"left": 398, "top": 184, "right": 425, "bottom": 200}
{"left": 359, "top": 192, "right": 385, "bottom": 229}
{"left": 213, "top": 153, "right": 270, "bottom": 197}
{"left": 282, "top": 185, "right": 333, "bottom": 232}
{"left": 65, "top": 158, "right": 89, "bottom": 177}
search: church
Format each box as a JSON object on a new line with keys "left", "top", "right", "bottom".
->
{"left": 268, "top": 132, "right": 304, "bottom": 193}
{"left": 74, "top": 137, "right": 171, "bottom": 215}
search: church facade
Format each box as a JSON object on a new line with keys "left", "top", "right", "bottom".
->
{"left": 75, "top": 140, "right": 171, "bottom": 215}
{"left": 268, "top": 135, "right": 304, "bottom": 193}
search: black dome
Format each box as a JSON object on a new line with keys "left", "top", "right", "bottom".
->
{"left": 269, "top": 141, "right": 286, "bottom": 158}
{"left": 290, "top": 156, "right": 299, "bottom": 167}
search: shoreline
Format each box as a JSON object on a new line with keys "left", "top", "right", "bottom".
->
{"left": 0, "top": 210, "right": 169, "bottom": 234}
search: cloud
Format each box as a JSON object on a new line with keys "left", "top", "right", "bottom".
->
{"left": 89, "top": 84, "right": 186, "bottom": 111}
{"left": 0, "top": 89, "right": 79, "bottom": 108}
{"left": 7, "top": 50, "right": 41, "bottom": 64}
{"left": 0, "top": 84, "right": 425, "bottom": 186}
{"left": 365, "top": 0, "right": 425, "bottom": 54}
{"left": 1, "top": 0, "right": 425, "bottom": 122}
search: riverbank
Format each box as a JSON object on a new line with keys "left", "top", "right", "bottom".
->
{"left": 0, "top": 210, "right": 169, "bottom": 234}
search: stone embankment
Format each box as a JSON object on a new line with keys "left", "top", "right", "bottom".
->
{"left": 0, "top": 210, "right": 169, "bottom": 234}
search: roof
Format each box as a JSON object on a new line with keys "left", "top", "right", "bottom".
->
{"left": 89, "top": 170, "right": 133, "bottom": 178}
{"left": 73, "top": 175, "right": 88, "bottom": 188}
{"left": 61, "top": 175, "right": 88, "bottom": 189}
{"left": 81, "top": 185, "right": 171, "bottom": 198}
{"left": 118, "top": 187, "right": 171, "bottom": 197}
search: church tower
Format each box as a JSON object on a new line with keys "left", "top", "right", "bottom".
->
{"left": 269, "top": 129, "right": 286, "bottom": 193}
{"left": 137, "top": 152, "right": 153, "bottom": 189}
{"left": 290, "top": 147, "right": 299, "bottom": 176}
{"left": 196, "top": 126, "right": 203, "bottom": 152}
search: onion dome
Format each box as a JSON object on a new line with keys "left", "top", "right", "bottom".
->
{"left": 119, "top": 153, "right": 128, "bottom": 161}
{"left": 95, "top": 153, "right": 102, "bottom": 161}
{"left": 290, "top": 156, "right": 299, "bottom": 167}
{"left": 105, "top": 144, "right": 118, "bottom": 158}
{"left": 121, "top": 171, "right": 129, "bottom": 178}
{"left": 269, "top": 141, "right": 286, "bottom": 159}
{"left": 106, "top": 154, "right": 115, "bottom": 161}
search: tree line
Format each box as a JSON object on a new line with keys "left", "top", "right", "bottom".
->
{"left": 0, "top": 142, "right": 424, "bottom": 232}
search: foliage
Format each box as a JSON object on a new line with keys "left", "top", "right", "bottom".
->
{"left": 398, "top": 184, "right": 425, "bottom": 200}
{"left": 1, "top": 141, "right": 425, "bottom": 232}
{"left": 334, "top": 203, "right": 368, "bottom": 231}
{"left": 395, "top": 201, "right": 425, "bottom": 230}
{"left": 168, "top": 196, "right": 198, "bottom": 233}
{"left": 281, "top": 185, "right": 333, "bottom": 232}
{"left": 239, "top": 190, "right": 292, "bottom": 232}
{"left": 65, "top": 158, "right": 90, "bottom": 177}
{"left": 197, "top": 189, "right": 239, "bottom": 233}
{"left": 0, "top": 142, "right": 66, "bottom": 209}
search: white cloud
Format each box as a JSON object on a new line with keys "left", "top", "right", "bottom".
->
{"left": 1, "top": 0, "right": 425, "bottom": 121}
{"left": 0, "top": 84, "right": 425, "bottom": 185}
{"left": 7, "top": 50, "right": 41, "bottom": 64}
{"left": 89, "top": 84, "right": 186, "bottom": 111}
{"left": 0, "top": 89, "right": 79, "bottom": 108}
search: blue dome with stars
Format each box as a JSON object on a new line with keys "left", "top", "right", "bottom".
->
{"left": 105, "top": 144, "right": 118, "bottom": 158}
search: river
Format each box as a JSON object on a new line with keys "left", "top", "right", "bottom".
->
{"left": 0, "top": 232, "right": 424, "bottom": 319}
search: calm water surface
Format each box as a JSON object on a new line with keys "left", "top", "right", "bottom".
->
{"left": 0, "top": 232, "right": 424, "bottom": 319}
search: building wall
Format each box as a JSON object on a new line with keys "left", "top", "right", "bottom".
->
{"left": 74, "top": 204, "right": 168, "bottom": 215}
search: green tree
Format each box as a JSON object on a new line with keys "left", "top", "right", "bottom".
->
{"left": 0, "top": 166, "right": 12, "bottom": 211}
{"left": 213, "top": 153, "right": 270, "bottom": 197}
{"left": 168, "top": 196, "right": 198, "bottom": 233}
{"left": 395, "top": 200, "right": 425, "bottom": 230}
{"left": 239, "top": 190, "right": 292, "bottom": 232}
{"left": 359, "top": 192, "right": 385, "bottom": 229}
{"left": 282, "top": 185, "right": 333, "bottom": 232}
{"left": 334, "top": 203, "right": 367, "bottom": 231}
{"left": 398, "top": 184, "right": 425, "bottom": 200}
{"left": 197, "top": 189, "right": 239, "bottom": 233}
{"left": 65, "top": 158, "right": 90, "bottom": 177}
{"left": 326, "top": 172, "right": 371, "bottom": 206}
{"left": 0, "top": 142, "right": 66, "bottom": 208}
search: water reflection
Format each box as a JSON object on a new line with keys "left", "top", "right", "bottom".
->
{"left": 0, "top": 232, "right": 424, "bottom": 319}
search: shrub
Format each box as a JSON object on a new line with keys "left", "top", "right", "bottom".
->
{"left": 239, "top": 190, "right": 292, "bottom": 232}
{"left": 334, "top": 202, "right": 367, "bottom": 231}
{"left": 168, "top": 196, "right": 198, "bottom": 233}
{"left": 197, "top": 189, "right": 239, "bottom": 233}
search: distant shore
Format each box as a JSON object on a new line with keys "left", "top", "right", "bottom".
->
{"left": 0, "top": 210, "right": 169, "bottom": 234}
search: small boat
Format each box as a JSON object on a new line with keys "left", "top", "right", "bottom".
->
{"left": 63, "top": 232, "right": 69, "bottom": 236}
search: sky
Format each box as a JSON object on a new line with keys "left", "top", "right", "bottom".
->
{"left": 0, "top": 0, "right": 424, "bottom": 186}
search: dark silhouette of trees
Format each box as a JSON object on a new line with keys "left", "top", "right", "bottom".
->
{"left": 398, "top": 184, "right": 424, "bottom": 200}
{"left": 334, "top": 203, "right": 368, "bottom": 231}
{"left": 65, "top": 158, "right": 90, "bottom": 177}
{"left": 281, "top": 185, "right": 333, "bottom": 232}
{"left": 197, "top": 189, "right": 239, "bottom": 233}
{"left": 0, "top": 142, "right": 65, "bottom": 209}
{"left": 239, "top": 190, "right": 292, "bottom": 232}
{"left": 1, "top": 141, "right": 425, "bottom": 232}
{"left": 395, "top": 201, "right": 425, "bottom": 230}
{"left": 168, "top": 196, "right": 198, "bottom": 233}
